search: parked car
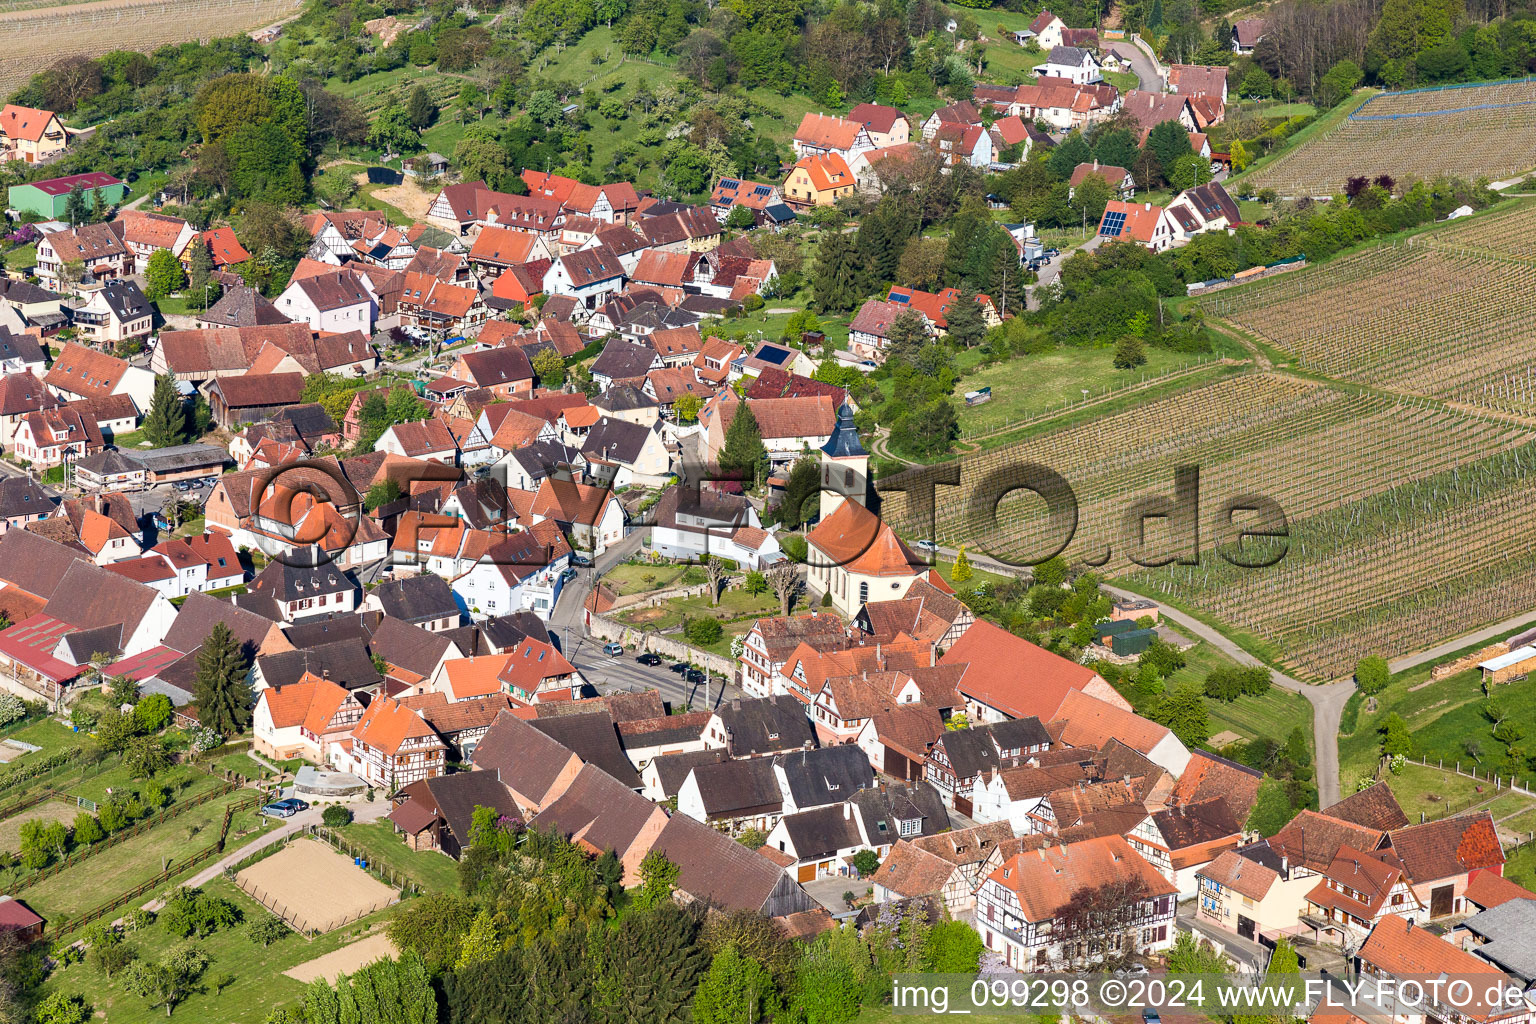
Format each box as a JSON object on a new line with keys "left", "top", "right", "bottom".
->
{"left": 637, "top": 653, "right": 662, "bottom": 666}
{"left": 603, "top": 642, "right": 624, "bottom": 656}
{"left": 261, "top": 798, "right": 309, "bottom": 818}
{"left": 669, "top": 662, "right": 689, "bottom": 674}
{"left": 571, "top": 553, "right": 592, "bottom": 566}
{"left": 561, "top": 568, "right": 578, "bottom": 582}
{"left": 914, "top": 539, "right": 939, "bottom": 553}
{"left": 683, "top": 669, "right": 705, "bottom": 684}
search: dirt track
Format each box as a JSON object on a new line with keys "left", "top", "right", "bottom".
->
{"left": 236, "top": 839, "right": 396, "bottom": 933}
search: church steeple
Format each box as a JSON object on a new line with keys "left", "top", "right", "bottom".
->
{"left": 819, "top": 402, "right": 868, "bottom": 518}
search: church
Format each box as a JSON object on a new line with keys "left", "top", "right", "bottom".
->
{"left": 803, "top": 403, "right": 944, "bottom": 618}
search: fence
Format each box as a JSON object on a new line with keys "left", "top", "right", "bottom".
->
{"left": 51, "top": 792, "right": 260, "bottom": 937}
{"left": 232, "top": 825, "right": 403, "bottom": 937}
{"left": 7, "top": 780, "right": 239, "bottom": 893}
{"left": 1407, "top": 754, "right": 1536, "bottom": 822}
{"left": 311, "top": 825, "right": 416, "bottom": 894}
{"left": 0, "top": 786, "right": 60, "bottom": 824}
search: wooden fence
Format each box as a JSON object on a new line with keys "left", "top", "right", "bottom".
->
{"left": 230, "top": 825, "right": 404, "bottom": 938}
{"left": 8, "top": 780, "right": 239, "bottom": 893}
{"left": 1411, "top": 754, "right": 1536, "bottom": 822}
{"left": 0, "top": 786, "right": 61, "bottom": 823}
{"left": 51, "top": 792, "right": 261, "bottom": 938}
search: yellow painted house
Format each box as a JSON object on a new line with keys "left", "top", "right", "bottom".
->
{"left": 0, "top": 105, "right": 66, "bottom": 164}
{"left": 783, "top": 153, "right": 856, "bottom": 209}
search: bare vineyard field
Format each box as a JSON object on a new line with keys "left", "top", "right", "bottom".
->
{"left": 882, "top": 372, "right": 1536, "bottom": 678}
{"left": 0, "top": 0, "right": 298, "bottom": 96}
{"left": 1200, "top": 208, "right": 1536, "bottom": 416}
{"left": 1245, "top": 80, "right": 1536, "bottom": 195}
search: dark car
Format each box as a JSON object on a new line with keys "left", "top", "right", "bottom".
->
{"left": 637, "top": 653, "right": 662, "bottom": 666}
{"left": 260, "top": 797, "right": 309, "bottom": 818}
{"left": 683, "top": 669, "right": 705, "bottom": 684}
{"left": 669, "top": 662, "right": 689, "bottom": 674}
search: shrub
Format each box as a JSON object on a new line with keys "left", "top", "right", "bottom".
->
{"left": 1355, "top": 656, "right": 1390, "bottom": 696}
{"left": 686, "top": 617, "right": 724, "bottom": 646}
{"left": 322, "top": 805, "right": 353, "bottom": 828}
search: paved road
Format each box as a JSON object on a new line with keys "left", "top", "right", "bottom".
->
{"left": 1108, "top": 39, "right": 1161, "bottom": 91}
{"left": 1098, "top": 581, "right": 1352, "bottom": 806}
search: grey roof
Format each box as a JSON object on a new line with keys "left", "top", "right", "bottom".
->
{"left": 269, "top": 403, "right": 338, "bottom": 441}
{"left": 411, "top": 772, "right": 520, "bottom": 846}
{"left": 852, "top": 782, "right": 948, "bottom": 844}
{"left": 774, "top": 745, "right": 875, "bottom": 811}
{"left": 123, "top": 443, "right": 228, "bottom": 474}
{"left": 820, "top": 402, "right": 866, "bottom": 459}
{"left": 0, "top": 278, "right": 61, "bottom": 305}
{"left": 480, "top": 611, "right": 550, "bottom": 651}
{"left": 59, "top": 623, "right": 124, "bottom": 663}
{"left": 1461, "top": 899, "right": 1536, "bottom": 981}
{"left": 94, "top": 279, "right": 150, "bottom": 322}
{"left": 714, "top": 695, "right": 816, "bottom": 756}
{"left": 282, "top": 611, "right": 373, "bottom": 650}
{"left": 933, "top": 726, "right": 1001, "bottom": 781}
{"left": 1047, "top": 44, "right": 1094, "bottom": 64}
{"left": 251, "top": 561, "right": 354, "bottom": 603}
{"left": 0, "top": 477, "right": 57, "bottom": 520}
{"left": 649, "top": 811, "right": 794, "bottom": 914}
{"left": 42, "top": 560, "right": 159, "bottom": 637}
{"left": 199, "top": 285, "right": 290, "bottom": 328}
{"left": 0, "top": 327, "right": 45, "bottom": 366}
{"left": 581, "top": 416, "right": 653, "bottom": 466}
{"left": 989, "top": 716, "right": 1052, "bottom": 751}
{"left": 256, "top": 637, "right": 382, "bottom": 690}
{"left": 779, "top": 803, "right": 864, "bottom": 860}
{"left": 73, "top": 450, "right": 141, "bottom": 477}
{"left": 227, "top": 590, "right": 284, "bottom": 621}
{"left": 649, "top": 748, "right": 729, "bottom": 799}
{"left": 687, "top": 756, "right": 783, "bottom": 817}
{"left": 530, "top": 711, "right": 642, "bottom": 790}
{"left": 369, "top": 574, "right": 461, "bottom": 627}
{"left": 507, "top": 440, "right": 581, "bottom": 484}
{"left": 591, "top": 339, "right": 661, "bottom": 382}
{"left": 368, "top": 615, "right": 456, "bottom": 678}
{"left": 593, "top": 384, "right": 658, "bottom": 413}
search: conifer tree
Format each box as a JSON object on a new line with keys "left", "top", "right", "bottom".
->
{"left": 193, "top": 622, "right": 251, "bottom": 735}
{"left": 142, "top": 373, "right": 187, "bottom": 447}
{"left": 719, "top": 401, "right": 766, "bottom": 484}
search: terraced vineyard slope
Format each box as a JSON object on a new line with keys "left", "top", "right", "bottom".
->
{"left": 1245, "top": 79, "right": 1536, "bottom": 196}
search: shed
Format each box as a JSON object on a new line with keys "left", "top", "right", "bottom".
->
{"left": 1110, "top": 627, "right": 1157, "bottom": 655}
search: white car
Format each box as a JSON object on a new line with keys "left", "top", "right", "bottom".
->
{"left": 914, "top": 539, "right": 939, "bottom": 553}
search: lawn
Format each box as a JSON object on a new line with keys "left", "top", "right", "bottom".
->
{"left": 18, "top": 790, "right": 250, "bottom": 921}
{"left": 615, "top": 585, "right": 783, "bottom": 632}
{"left": 932, "top": 557, "right": 1017, "bottom": 593}
{"left": 6, "top": 242, "right": 36, "bottom": 271}
{"left": 1159, "top": 640, "right": 1315, "bottom": 755}
{"left": 0, "top": 717, "right": 81, "bottom": 782}
{"left": 215, "top": 751, "right": 272, "bottom": 781}
{"left": 37, "top": 877, "right": 403, "bottom": 1024}
{"left": 1506, "top": 840, "right": 1536, "bottom": 891}
{"left": 335, "top": 820, "right": 461, "bottom": 894}
{"left": 953, "top": 345, "right": 1227, "bottom": 438}
{"left": 603, "top": 562, "right": 699, "bottom": 596}
{"left": 66, "top": 758, "right": 224, "bottom": 806}
{"left": 1378, "top": 761, "right": 1492, "bottom": 823}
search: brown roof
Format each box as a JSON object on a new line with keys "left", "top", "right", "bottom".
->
{"left": 1069, "top": 162, "right": 1129, "bottom": 188}
{"left": 468, "top": 226, "right": 542, "bottom": 266}
{"left": 849, "top": 299, "right": 910, "bottom": 340}
{"left": 986, "top": 836, "right": 1177, "bottom": 923}
{"left": 1167, "top": 64, "right": 1227, "bottom": 98}
{"left": 805, "top": 497, "right": 921, "bottom": 578}
{"left": 42, "top": 560, "right": 158, "bottom": 636}
{"left": 292, "top": 270, "right": 372, "bottom": 312}
{"left": 650, "top": 811, "right": 794, "bottom": 913}
{"left": 0, "top": 104, "right": 58, "bottom": 143}
{"left": 43, "top": 222, "right": 127, "bottom": 262}
{"left": 44, "top": 343, "right": 128, "bottom": 400}
{"left": 1198, "top": 848, "right": 1279, "bottom": 901}
{"left": 873, "top": 841, "right": 958, "bottom": 898}
{"left": 1269, "top": 810, "right": 1387, "bottom": 873}
{"left": 1170, "top": 749, "right": 1263, "bottom": 822}
{"left": 115, "top": 210, "right": 189, "bottom": 250}
{"left": 715, "top": 392, "right": 836, "bottom": 442}
{"left": 531, "top": 763, "right": 662, "bottom": 859}
{"left": 942, "top": 620, "right": 1104, "bottom": 721}
{"left": 1323, "top": 781, "right": 1410, "bottom": 832}
{"left": 848, "top": 103, "right": 906, "bottom": 134}
{"left": 1120, "top": 90, "right": 1194, "bottom": 133}
{"left": 474, "top": 710, "right": 580, "bottom": 808}
{"left": 211, "top": 373, "right": 305, "bottom": 408}
{"left": 1358, "top": 916, "right": 1516, "bottom": 1021}
{"left": 0, "top": 371, "right": 58, "bottom": 417}
{"left": 1387, "top": 812, "right": 1505, "bottom": 884}
{"left": 794, "top": 113, "right": 863, "bottom": 150}
{"left": 1465, "top": 867, "right": 1536, "bottom": 909}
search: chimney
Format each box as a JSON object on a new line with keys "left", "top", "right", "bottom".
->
{"left": 96, "top": 494, "right": 107, "bottom": 515}
{"left": 844, "top": 802, "right": 852, "bottom": 820}
{"left": 731, "top": 699, "right": 741, "bottom": 711}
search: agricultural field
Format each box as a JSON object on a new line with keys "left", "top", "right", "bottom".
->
{"left": 1245, "top": 80, "right": 1536, "bottom": 195}
{"left": 0, "top": 0, "right": 299, "bottom": 96}
{"left": 883, "top": 371, "right": 1536, "bottom": 679}
{"left": 1199, "top": 207, "right": 1536, "bottom": 416}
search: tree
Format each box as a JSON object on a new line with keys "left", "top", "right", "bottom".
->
{"left": 109, "top": 673, "right": 141, "bottom": 707}
{"left": 18, "top": 818, "right": 66, "bottom": 869}
{"left": 1051, "top": 876, "right": 1151, "bottom": 969}
{"left": 96, "top": 710, "right": 138, "bottom": 757}
{"left": 693, "top": 944, "right": 779, "bottom": 1024}
{"left": 777, "top": 456, "right": 820, "bottom": 529}
{"left": 123, "top": 941, "right": 209, "bottom": 1017}
{"left": 455, "top": 909, "right": 500, "bottom": 971}
{"left": 1154, "top": 683, "right": 1211, "bottom": 748}
{"left": 1113, "top": 334, "right": 1147, "bottom": 369}
{"left": 1047, "top": 131, "right": 1092, "bottom": 180}
{"left": 33, "top": 992, "right": 90, "bottom": 1024}
{"left": 160, "top": 888, "right": 240, "bottom": 939}
{"left": 851, "top": 849, "right": 880, "bottom": 876}
{"left": 812, "top": 230, "right": 862, "bottom": 313}
{"left": 387, "top": 893, "right": 476, "bottom": 975}
{"left": 953, "top": 546, "right": 972, "bottom": 582}
{"left": 687, "top": 617, "right": 724, "bottom": 646}
{"left": 673, "top": 392, "right": 702, "bottom": 423}
{"left": 765, "top": 562, "right": 800, "bottom": 616}
{"left": 1144, "top": 120, "right": 1192, "bottom": 175}
{"left": 719, "top": 402, "right": 766, "bottom": 483}
{"left": 248, "top": 914, "right": 289, "bottom": 948}
{"left": 532, "top": 347, "right": 566, "bottom": 389}
{"left": 1245, "top": 776, "right": 1298, "bottom": 836}
{"left": 945, "top": 286, "right": 986, "bottom": 349}
{"left": 193, "top": 622, "right": 251, "bottom": 735}
{"left": 890, "top": 398, "right": 958, "bottom": 459}
{"left": 926, "top": 920, "right": 983, "bottom": 972}
{"left": 1380, "top": 712, "right": 1413, "bottom": 758}
{"left": 134, "top": 693, "right": 173, "bottom": 733}
{"left": 321, "top": 805, "right": 353, "bottom": 828}
{"left": 187, "top": 237, "right": 214, "bottom": 294}
{"left": 406, "top": 85, "right": 437, "bottom": 130}
{"left": 744, "top": 570, "right": 768, "bottom": 596}
{"left": 367, "top": 104, "right": 420, "bottom": 154}
{"left": 72, "top": 812, "right": 103, "bottom": 846}
{"left": 365, "top": 479, "right": 401, "bottom": 511}
{"left": 704, "top": 556, "right": 729, "bottom": 607}
{"left": 0, "top": 693, "right": 24, "bottom": 728}
{"left": 64, "top": 183, "right": 88, "bottom": 226}
{"left": 725, "top": 204, "right": 757, "bottom": 230}
{"left": 144, "top": 250, "right": 187, "bottom": 302}
{"left": 1355, "top": 655, "right": 1390, "bottom": 696}
{"left": 124, "top": 736, "right": 171, "bottom": 778}
{"left": 634, "top": 850, "right": 681, "bottom": 910}
{"left": 1317, "top": 59, "right": 1363, "bottom": 108}
{"left": 143, "top": 374, "right": 188, "bottom": 448}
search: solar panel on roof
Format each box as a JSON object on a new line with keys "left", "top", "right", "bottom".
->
{"left": 758, "top": 346, "right": 791, "bottom": 366}
{"left": 1100, "top": 211, "right": 1126, "bottom": 236}
{"left": 888, "top": 293, "right": 909, "bottom": 304}
{"left": 721, "top": 179, "right": 740, "bottom": 189}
